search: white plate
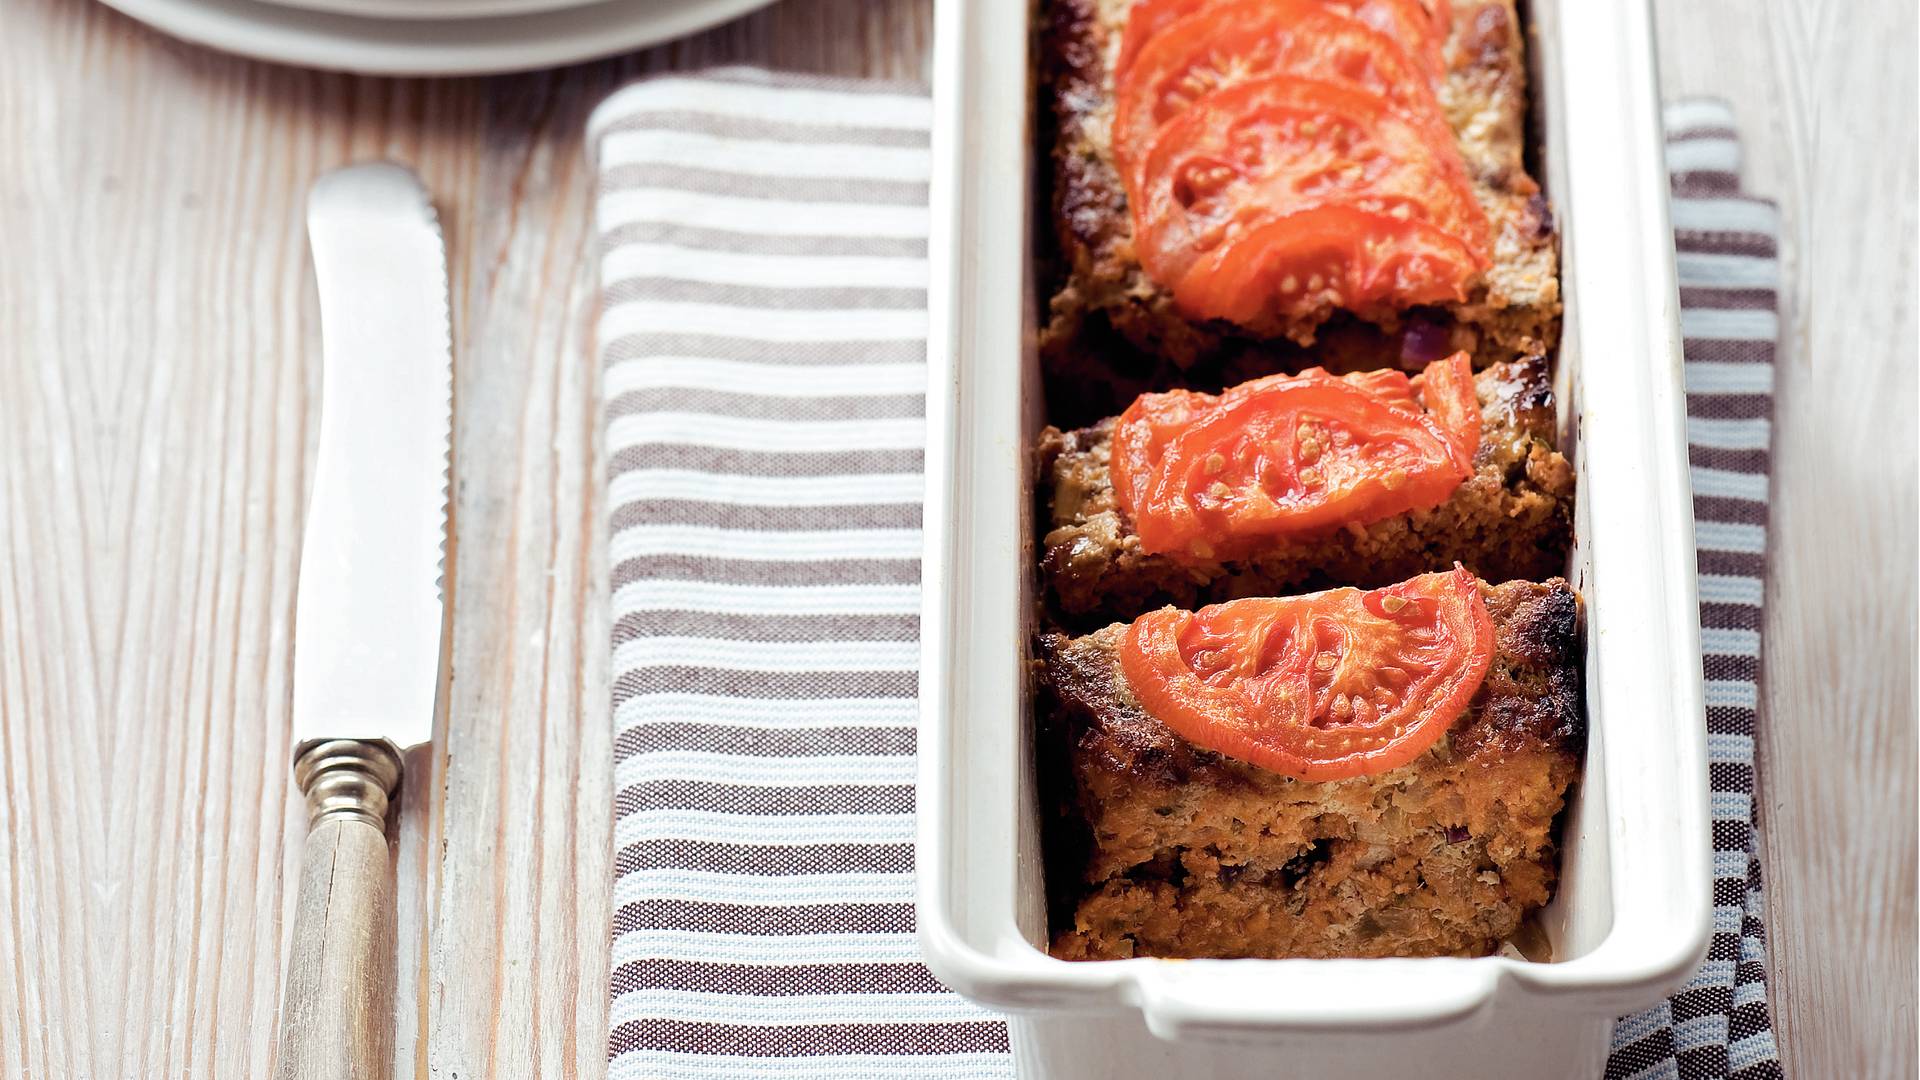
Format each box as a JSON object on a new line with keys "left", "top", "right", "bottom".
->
{"left": 99, "top": 0, "right": 779, "bottom": 75}
{"left": 257, "top": 0, "right": 617, "bottom": 28}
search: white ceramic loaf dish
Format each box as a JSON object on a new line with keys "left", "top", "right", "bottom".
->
{"left": 918, "top": 1, "right": 1712, "bottom": 1076}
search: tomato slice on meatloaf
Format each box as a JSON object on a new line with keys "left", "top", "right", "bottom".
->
{"left": 1038, "top": 355, "right": 1574, "bottom": 627}
{"left": 1040, "top": 0, "right": 1561, "bottom": 385}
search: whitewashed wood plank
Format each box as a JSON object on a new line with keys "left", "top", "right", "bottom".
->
{"left": 0, "top": 0, "right": 931, "bottom": 1078}
{"left": 1, "top": 1, "right": 1908, "bottom": 1079}
{"left": 1657, "top": 3, "right": 1917, "bottom": 1077}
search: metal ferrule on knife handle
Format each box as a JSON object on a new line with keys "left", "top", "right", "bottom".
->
{"left": 276, "top": 750, "right": 401, "bottom": 1080}
{"left": 293, "top": 739, "right": 404, "bottom": 828}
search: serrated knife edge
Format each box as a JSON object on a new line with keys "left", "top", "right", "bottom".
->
{"left": 293, "top": 162, "right": 453, "bottom": 751}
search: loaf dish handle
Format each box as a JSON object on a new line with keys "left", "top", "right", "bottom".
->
{"left": 1131, "top": 960, "right": 1501, "bottom": 1038}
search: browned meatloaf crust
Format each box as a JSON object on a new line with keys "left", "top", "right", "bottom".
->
{"left": 1039, "top": 577, "right": 1583, "bottom": 961}
{"left": 1037, "top": 356, "right": 1574, "bottom": 626}
{"left": 1040, "top": 0, "right": 1561, "bottom": 391}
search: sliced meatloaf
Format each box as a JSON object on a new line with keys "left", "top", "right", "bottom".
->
{"left": 1040, "top": 0, "right": 1561, "bottom": 384}
{"left": 1039, "top": 577, "right": 1583, "bottom": 961}
{"left": 1038, "top": 355, "right": 1573, "bottom": 626}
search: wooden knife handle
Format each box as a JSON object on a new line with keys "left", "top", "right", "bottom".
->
{"left": 274, "top": 739, "right": 403, "bottom": 1080}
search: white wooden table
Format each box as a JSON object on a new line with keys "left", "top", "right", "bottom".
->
{"left": 0, "top": 0, "right": 1909, "bottom": 1076}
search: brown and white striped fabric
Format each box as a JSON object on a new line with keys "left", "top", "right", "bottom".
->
{"left": 589, "top": 70, "right": 1011, "bottom": 1079}
{"left": 1605, "top": 99, "right": 1784, "bottom": 1080}
{"left": 591, "top": 74, "right": 1783, "bottom": 1079}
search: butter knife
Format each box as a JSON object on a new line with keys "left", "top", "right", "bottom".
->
{"left": 275, "top": 162, "right": 454, "bottom": 1080}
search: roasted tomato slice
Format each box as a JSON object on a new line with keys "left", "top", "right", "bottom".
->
{"left": 1410, "top": 349, "right": 1480, "bottom": 458}
{"left": 1108, "top": 355, "right": 1476, "bottom": 558}
{"left": 1170, "top": 205, "right": 1484, "bottom": 327}
{"left": 1117, "top": 0, "right": 1447, "bottom": 80}
{"left": 1129, "top": 75, "right": 1488, "bottom": 294}
{"left": 1116, "top": 0, "right": 1219, "bottom": 77}
{"left": 1118, "top": 567, "right": 1494, "bottom": 780}
{"left": 1346, "top": 0, "right": 1449, "bottom": 74}
{"left": 1112, "top": 1, "right": 1443, "bottom": 188}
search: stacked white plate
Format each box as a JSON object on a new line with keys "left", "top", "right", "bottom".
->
{"left": 105, "top": 0, "right": 777, "bottom": 74}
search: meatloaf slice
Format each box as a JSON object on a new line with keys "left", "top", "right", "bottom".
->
{"left": 1038, "top": 355, "right": 1573, "bottom": 626}
{"left": 1041, "top": 0, "right": 1560, "bottom": 380}
{"left": 1039, "top": 577, "right": 1583, "bottom": 961}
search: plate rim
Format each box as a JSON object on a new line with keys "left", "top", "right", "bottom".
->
{"left": 99, "top": 0, "right": 780, "bottom": 76}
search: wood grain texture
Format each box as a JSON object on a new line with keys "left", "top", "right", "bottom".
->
{"left": 0, "top": 0, "right": 1906, "bottom": 1079}
{"left": 275, "top": 816, "right": 396, "bottom": 1080}
{"left": 1654, "top": 2, "right": 1919, "bottom": 1077}
{"left": 0, "top": 1, "right": 927, "bottom": 1078}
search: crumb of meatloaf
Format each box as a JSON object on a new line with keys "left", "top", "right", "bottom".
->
{"left": 1037, "top": 356, "right": 1574, "bottom": 626}
{"left": 1040, "top": 0, "right": 1561, "bottom": 377}
{"left": 1039, "top": 578, "right": 1583, "bottom": 961}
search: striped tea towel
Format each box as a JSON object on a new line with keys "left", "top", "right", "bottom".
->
{"left": 1605, "top": 99, "right": 1785, "bottom": 1080}
{"left": 591, "top": 75, "right": 1783, "bottom": 1080}
{"left": 589, "top": 70, "right": 1012, "bottom": 1080}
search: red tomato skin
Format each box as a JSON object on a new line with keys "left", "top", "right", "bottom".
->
{"left": 1111, "top": 0, "right": 1489, "bottom": 330}
{"left": 1166, "top": 206, "right": 1485, "bottom": 328}
{"left": 1128, "top": 76, "right": 1488, "bottom": 298}
{"left": 1410, "top": 351, "right": 1481, "bottom": 464}
{"left": 1109, "top": 357, "right": 1478, "bottom": 559}
{"left": 1119, "top": 567, "right": 1495, "bottom": 781}
{"left": 1112, "top": 1, "right": 1446, "bottom": 190}
{"left": 1118, "top": 0, "right": 1449, "bottom": 80}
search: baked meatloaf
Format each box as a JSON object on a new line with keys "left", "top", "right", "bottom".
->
{"left": 1040, "top": 576, "right": 1582, "bottom": 960}
{"left": 1041, "top": 0, "right": 1560, "bottom": 383}
{"left": 1039, "top": 355, "right": 1573, "bottom": 625}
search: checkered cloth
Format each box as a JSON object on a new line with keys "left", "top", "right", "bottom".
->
{"left": 590, "top": 73, "right": 1784, "bottom": 1080}
{"left": 1604, "top": 99, "right": 1784, "bottom": 1080}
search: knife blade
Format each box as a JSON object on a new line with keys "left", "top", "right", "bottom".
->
{"left": 275, "top": 161, "right": 453, "bottom": 1080}
{"left": 294, "top": 162, "right": 453, "bottom": 753}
